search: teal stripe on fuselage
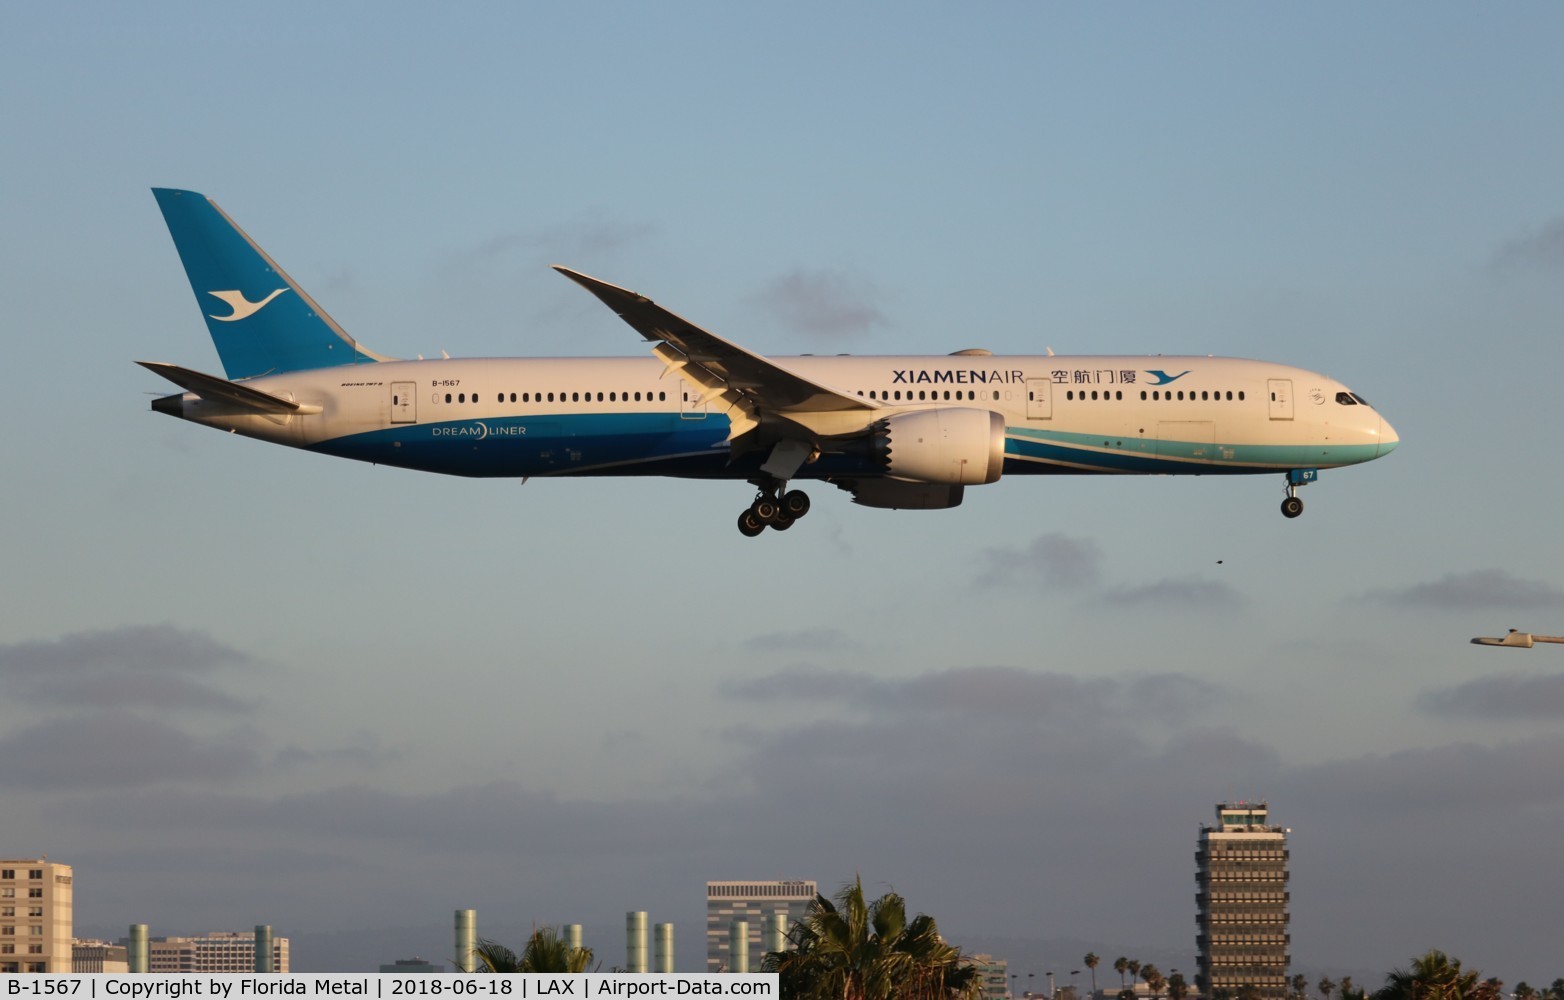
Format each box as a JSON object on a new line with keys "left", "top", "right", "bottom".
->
{"left": 1005, "top": 425, "right": 1378, "bottom": 474}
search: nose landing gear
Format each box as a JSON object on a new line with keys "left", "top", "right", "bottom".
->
{"left": 736, "top": 483, "right": 812, "bottom": 536}
{"left": 1281, "top": 468, "right": 1317, "bottom": 518}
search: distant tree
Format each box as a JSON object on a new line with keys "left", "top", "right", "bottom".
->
{"left": 1117, "top": 990, "right": 1136, "bottom": 1000}
{"left": 1085, "top": 955, "right": 1100, "bottom": 999}
{"left": 473, "top": 927, "right": 593, "bottom": 973}
{"left": 1290, "top": 975, "right": 1308, "bottom": 1000}
{"left": 1513, "top": 984, "right": 1535, "bottom": 1000}
{"left": 1237, "top": 987, "right": 1262, "bottom": 1000}
{"left": 1374, "top": 950, "right": 1480, "bottom": 1000}
{"left": 1167, "top": 973, "right": 1188, "bottom": 1000}
{"left": 763, "top": 875, "right": 981, "bottom": 1000}
{"left": 1141, "top": 968, "right": 1164, "bottom": 1000}
{"left": 1115, "top": 960, "right": 1129, "bottom": 990}
{"left": 1320, "top": 979, "right": 1338, "bottom": 1000}
{"left": 1128, "top": 962, "right": 1142, "bottom": 988}
{"left": 1341, "top": 979, "right": 1355, "bottom": 999}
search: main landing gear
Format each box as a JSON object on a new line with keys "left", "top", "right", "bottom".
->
{"left": 737, "top": 484, "right": 812, "bottom": 537}
{"left": 1280, "top": 468, "right": 1317, "bottom": 519}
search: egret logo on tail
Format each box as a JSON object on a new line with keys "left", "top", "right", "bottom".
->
{"left": 207, "top": 288, "right": 288, "bottom": 322}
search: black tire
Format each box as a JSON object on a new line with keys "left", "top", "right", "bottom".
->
{"left": 752, "top": 498, "right": 780, "bottom": 522}
{"left": 771, "top": 511, "right": 795, "bottom": 531}
{"left": 1281, "top": 496, "right": 1304, "bottom": 518}
{"left": 782, "top": 489, "right": 811, "bottom": 518}
{"left": 738, "top": 510, "right": 766, "bottom": 536}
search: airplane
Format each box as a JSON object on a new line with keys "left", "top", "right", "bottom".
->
{"left": 140, "top": 188, "right": 1400, "bottom": 536}
{"left": 1471, "top": 629, "right": 1564, "bottom": 648}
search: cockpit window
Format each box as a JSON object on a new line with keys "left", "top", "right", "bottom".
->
{"left": 1352, "top": 393, "right": 1372, "bottom": 407}
{"left": 1336, "top": 391, "right": 1357, "bottom": 405}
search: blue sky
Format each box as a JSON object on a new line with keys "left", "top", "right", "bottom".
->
{"left": 4, "top": 0, "right": 1564, "bottom": 982}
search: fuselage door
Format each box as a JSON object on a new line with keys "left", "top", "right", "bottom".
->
{"left": 1267, "top": 379, "right": 1293, "bottom": 420}
{"left": 679, "top": 386, "right": 708, "bottom": 420}
{"left": 391, "top": 381, "right": 417, "bottom": 424}
{"left": 1026, "top": 378, "right": 1052, "bottom": 419}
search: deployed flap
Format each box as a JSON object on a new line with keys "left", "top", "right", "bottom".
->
{"left": 137, "top": 361, "right": 314, "bottom": 414}
{"left": 831, "top": 478, "right": 966, "bottom": 510}
{"left": 553, "top": 267, "right": 878, "bottom": 419}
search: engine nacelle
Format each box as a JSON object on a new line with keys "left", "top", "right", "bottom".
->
{"left": 876, "top": 407, "right": 1005, "bottom": 485}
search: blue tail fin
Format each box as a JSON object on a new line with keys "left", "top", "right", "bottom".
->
{"left": 153, "top": 188, "right": 394, "bottom": 379}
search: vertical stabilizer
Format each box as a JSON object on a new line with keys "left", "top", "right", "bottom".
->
{"left": 152, "top": 188, "right": 394, "bottom": 379}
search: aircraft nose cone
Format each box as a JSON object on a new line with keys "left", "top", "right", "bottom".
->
{"left": 1378, "top": 415, "right": 1399, "bottom": 457}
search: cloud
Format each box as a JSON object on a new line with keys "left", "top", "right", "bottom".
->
{"left": 1489, "top": 217, "right": 1564, "bottom": 275}
{"left": 458, "top": 216, "right": 658, "bottom": 267}
{"left": 0, "top": 713, "right": 260, "bottom": 790}
{"left": 1102, "top": 576, "right": 1244, "bottom": 610}
{"left": 32, "top": 664, "right": 1564, "bottom": 976}
{"left": 976, "top": 533, "right": 1105, "bottom": 591}
{"left": 0, "top": 625, "right": 256, "bottom": 713}
{"left": 720, "top": 666, "right": 879, "bottom": 703}
{"left": 723, "top": 664, "right": 1218, "bottom": 727}
{"left": 21, "top": 672, "right": 254, "bottom": 713}
{"left": 741, "top": 627, "right": 867, "bottom": 654}
{"left": 752, "top": 268, "right": 886, "bottom": 339}
{"left": 1365, "top": 569, "right": 1564, "bottom": 610}
{"left": 0, "top": 624, "right": 253, "bottom": 677}
{"left": 1419, "top": 672, "right": 1564, "bottom": 719}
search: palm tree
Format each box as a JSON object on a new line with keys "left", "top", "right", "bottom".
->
{"left": 1373, "top": 950, "right": 1479, "bottom": 1000}
{"left": 473, "top": 927, "right": 594, "bottom": 973}
{"left": 1128, "top": 962, "right": 1142, "bottom": 990}
{"left": 1115, "top": 960, "right": 1129, "bottom": 991}
{"left": 1085, "top": 955, "right": 1100, "bottom": 1000}
{"left": 1290, "top": 975, "right": 1308, "bottom": 1000}
{"left": 764, "top": 875, "right": 982, "bottom": 1000}
{"left": 1320, "top": 979, "right": 1337, "bottom": 1000}
{"left": 1141, "top": 967, "right": 1164, "bottom": 1000}
{"left": 1167, "top": 974, "right": 1187, "bottom": 1000}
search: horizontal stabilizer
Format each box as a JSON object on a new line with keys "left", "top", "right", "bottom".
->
{"left": 137, "top": 361, "right": 316, "bottom": 414}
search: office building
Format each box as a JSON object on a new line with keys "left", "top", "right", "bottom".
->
{"left": 73, "top": 940, "right": 129, "bottom": 973}
{"left": 705, "top": 880, "right": 816, "bottom": 972}
{"left": 1196, "top": 801, "right": 1290, "bottom": 1000}
{"left": 147, "top": 931, "right": 290, "bottom": 973}
{"left": 0, "top": 859, "right": 73, "bottom": 974}
{"left": 969, "top": 954, "right": 1009, "bottom": 1000}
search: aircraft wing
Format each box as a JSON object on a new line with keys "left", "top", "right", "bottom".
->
{"left": 137, "top": 361, "right": 313, "bottom": 414}
{"left": 553, "top": 268, "right": 879, "bottom": 433}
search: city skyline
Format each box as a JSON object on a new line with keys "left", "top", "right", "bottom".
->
{"left": 4, "top": 0, "right": 1563, "bottom": 986}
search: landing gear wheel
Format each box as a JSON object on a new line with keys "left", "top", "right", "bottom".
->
{"left": 751, "top": 497, "right": 780, "bottom": 523}
{"left": 1281, "top": 496, "right": 1304, "bottom": 518}
{"left": 770, "top": 511, "right": 795, "bottom": 531}
{"left": 737, "top": 509, "right": 766, "bottom": 537}
{"left": 781, "top": 490, "right": 811, "bottom": 519}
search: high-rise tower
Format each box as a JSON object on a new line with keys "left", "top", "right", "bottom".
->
{"left": 1196, "top": 802, "right": 1290, "bottom": 1000}
{"left": 705, "top": 880, "right": 816, "bottom": 972}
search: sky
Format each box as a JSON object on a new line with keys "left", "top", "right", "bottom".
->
{"left": 3, "top": 0, "right": 1564, "bottom": 983}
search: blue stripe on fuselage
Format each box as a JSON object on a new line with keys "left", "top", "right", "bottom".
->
{"left": 308, "top": 413, "right": 1375, "bottom": 479}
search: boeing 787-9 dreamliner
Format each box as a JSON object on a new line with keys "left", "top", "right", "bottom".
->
{"left": 140, "top": 189, "right": 1399, "bottom": 536}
